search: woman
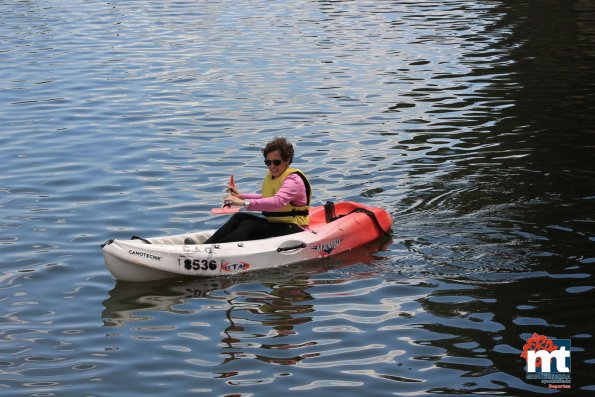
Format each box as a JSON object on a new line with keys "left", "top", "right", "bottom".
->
{"left": 203, "top": 137, "right": 312, "bottom": 244}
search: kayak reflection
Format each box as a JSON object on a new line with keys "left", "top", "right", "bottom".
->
{"left": 102, "top": 238, "right": 391, "bottom": 327}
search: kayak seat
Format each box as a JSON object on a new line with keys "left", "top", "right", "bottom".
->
{"left": 322, "top": 201, "right": 391, "bottom": 238}
{"left": 324, "top": 201, "right": 338, "bottom": 223}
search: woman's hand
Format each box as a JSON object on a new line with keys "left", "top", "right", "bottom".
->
{"left": 227, "top": 185, "right": 241, "bottom": 197}
{"left": 224, "top": 194, "right": 244, "bottom": 207}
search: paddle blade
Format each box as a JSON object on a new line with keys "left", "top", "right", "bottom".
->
{"left": 230, "top": 175, "right": 235, "bottom": 188}
{"left": 211, "top": 206, "right": 240, "bottom": 215}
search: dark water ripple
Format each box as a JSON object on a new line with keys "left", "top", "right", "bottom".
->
{"left": 1, "top": 0, "right": 595, "bottom": 395}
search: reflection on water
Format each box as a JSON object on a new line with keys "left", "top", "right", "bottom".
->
{"left": 101, "top": 265, "right": 428, "bottom": 393}
{"left": 1, "top": 0, "right": 594, "bottom": 395}
{"left": 99, "top": 238, "right": 593, "bottom": 395}
{"left": 102, "top": 242, "right": 389, "bottom": 326}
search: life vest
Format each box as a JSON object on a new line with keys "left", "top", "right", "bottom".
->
{"left": 261, "top": 167, "right": 312, "bottom": 226}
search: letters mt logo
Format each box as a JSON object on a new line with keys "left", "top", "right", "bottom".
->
{"left": 521, "top": 332, "right": 571, "bottom": 389}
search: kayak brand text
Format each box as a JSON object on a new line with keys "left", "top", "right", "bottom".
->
{"left": 222, "top": 262, "right": 251, "bottom": 272}
{"left": 313, "top": 239, "right": 342, "bottom": 255}
{"left": 129, "top": 250, "right": 161, "bottom": 261}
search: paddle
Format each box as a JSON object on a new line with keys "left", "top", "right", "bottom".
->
{"left": 211, "top": 205, "right": 239, "bottom": 215}
{"left": 211, "top": 175, "right": 240, "bottom": 215}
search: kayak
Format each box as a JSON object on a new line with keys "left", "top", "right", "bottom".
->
{"left": 101, "top": 201, "right": 392, "bottom": 282}
{"left": 102, "top": 201, "right": 391, "bottom": 282}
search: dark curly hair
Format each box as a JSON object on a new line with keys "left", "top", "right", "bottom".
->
{"left": 262, "top": 137, "right": 294, "bottom": 164}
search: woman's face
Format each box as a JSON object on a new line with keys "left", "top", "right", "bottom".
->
{"left": 265, "top": 150, "right": 289, "bottom": 178}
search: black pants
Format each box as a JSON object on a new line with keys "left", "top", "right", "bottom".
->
{"left": 204, "top": 213, "right": 303, "bottom": 244}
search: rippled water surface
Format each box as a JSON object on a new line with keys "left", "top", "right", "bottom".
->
{"left": 1, "top": 0, "right": 594, "bottom": 396}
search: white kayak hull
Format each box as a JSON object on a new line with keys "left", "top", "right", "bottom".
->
{"left": 102, "top": 201, "right": 392, "bottom": 282}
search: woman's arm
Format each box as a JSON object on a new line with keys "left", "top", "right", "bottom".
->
{"left": 239, "top": 193, "right": 263, "bottom": 200}
{"left": 244, "top": 174, "right": 307, "bottom": 212}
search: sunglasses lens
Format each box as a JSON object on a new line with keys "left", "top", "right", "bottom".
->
{"left": 265, "top": 159, "right": 282, "bottom": 166}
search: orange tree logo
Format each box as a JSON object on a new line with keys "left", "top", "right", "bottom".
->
{"left": 520, "top": 333, "right": 558, "bottom": 370}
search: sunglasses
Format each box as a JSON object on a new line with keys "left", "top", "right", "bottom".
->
{"left": 264, "top": 159, "right": 283, "bottom": 166}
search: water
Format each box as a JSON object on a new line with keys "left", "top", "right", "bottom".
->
{"left": 1, "top": 0, "right": 594, "bottom": 395}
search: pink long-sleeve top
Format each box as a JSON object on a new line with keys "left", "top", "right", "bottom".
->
{"left": 240, "top": 173, "right": 309, "bottom": 218}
